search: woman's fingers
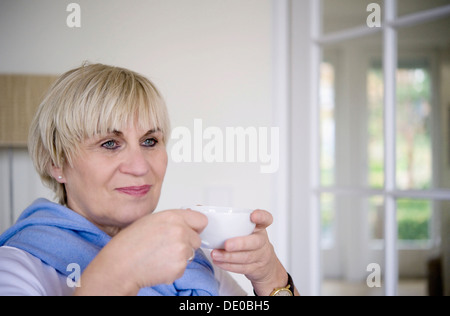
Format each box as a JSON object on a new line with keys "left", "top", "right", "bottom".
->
{"left": 223, "top": 232, "right": 267, "bottom": 252}
{"left": 251, "top": 209, "right": 273, "bottom": 230}
{"left": 180, "top": 209, "right": 208, "bottom": 234}
{"left": 209, "top": 208, "right": 288, "bottom": 291}
{"left": 211, "top": 248, "right": 265, "bottom": 265}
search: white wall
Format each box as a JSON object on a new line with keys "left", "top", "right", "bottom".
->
{"left": 0, "top": 0, "right": 277, "bottom": 294}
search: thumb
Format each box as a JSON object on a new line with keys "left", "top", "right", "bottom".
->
{"left": 179, "top": 209, "right": 209, "bottom": 234}
{"left": 251, "top": 209, "right": 273, "bottom": 230}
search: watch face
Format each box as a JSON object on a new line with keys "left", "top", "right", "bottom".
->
{"left": 274, "top": 289, "right": 293, "bottom": 296}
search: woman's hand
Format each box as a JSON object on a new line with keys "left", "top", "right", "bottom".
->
{"left": 210, "top": 210, "right": 297, "bottom": 296}
{"left": 74, "top": 209, "right": 207, "bottom": 296}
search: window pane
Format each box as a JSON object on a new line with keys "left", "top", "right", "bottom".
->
{"left": 320, "top": 62, "right": 336, "bottom": 187}
{"left": 369, "top": 195, "right": 384, "bottom": 241}
{"left": 397, "top": 199, "right": 432, "bottom": 243}
{"left": 321, "top": 195, "right": 435, "bottom": 296}
{"left": 321, "top": 33, "right": 382, "bottom": 188}
{"left": 368, "top": 55, "right": 448, "bottom": 190}
{"left": 398, "top": 0, "right": 450, "bottom": 17}
{"left": 320, "top": 193, "right": 335, "bottom": 248}
{"left": 322, "top": 0, "right": 383, "bottom": 34}
{"left": 321, "top": 195, "right": 385, "bottom": 296}
{"left": 367, "top": 66, "right": 384, "bottom": 189}
{"left": 368, "top": 62, "right": 435, "bottom": 190}
{"left": 396, "top": 198, "right": 440, "bottom": 297}
{"left": 396, "top": 65, "right": 432, "bottom": 190}
{"left": 369, "top": 197, "right": 434, "bottom": 244}
{"left": 397, "top": 17, "right": 450, "bottom": 190}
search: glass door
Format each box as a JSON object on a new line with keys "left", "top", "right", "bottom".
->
{"left": 314, "top": 0, "right": 450, "bottom": 296}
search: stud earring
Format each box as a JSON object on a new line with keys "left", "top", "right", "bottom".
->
{"left": 58, "top": 176, "right": 63, "bottom": 180}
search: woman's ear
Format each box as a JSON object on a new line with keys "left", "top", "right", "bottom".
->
{"left": 49, "top": 164, "right": 66, "bottom": 183}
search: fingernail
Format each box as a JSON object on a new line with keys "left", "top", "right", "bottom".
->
{"left": 212, "top": 250, "right": 223, "bottom": 260}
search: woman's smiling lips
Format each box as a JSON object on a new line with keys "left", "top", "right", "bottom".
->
{"left": 116, "top": 185, "right": 152, "bottom": 197}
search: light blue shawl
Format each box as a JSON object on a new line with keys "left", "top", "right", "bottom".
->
{"left": 0, "top": 198, "right": 218, "bottom": 296}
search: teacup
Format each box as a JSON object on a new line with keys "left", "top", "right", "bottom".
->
{"left": 184, "top": 205, "right": 255, "bottom": 249}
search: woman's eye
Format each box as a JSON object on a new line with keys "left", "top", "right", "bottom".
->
{"left": 101, "top": 140, "right": 119, "bottom": 149}
{"left": 142, "top": 138, "right": 158, "bottom": 147}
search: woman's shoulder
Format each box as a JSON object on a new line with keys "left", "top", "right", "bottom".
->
{"left": 0, "top": 246, "right": 73, "bottom": 296}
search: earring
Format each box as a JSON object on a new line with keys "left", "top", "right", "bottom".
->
{"left": 58, "top": 176, "right": 63, "bottom": 180}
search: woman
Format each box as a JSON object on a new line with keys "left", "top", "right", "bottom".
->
{"left": 0, "top": 63, "right": 298, "bottom": 296}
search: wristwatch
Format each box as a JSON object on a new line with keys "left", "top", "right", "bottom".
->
{"left": 254, "top": 273, "right": 295, "bottom": 296}
{"left": 270, "top": 273, "right": 295, "bottom": 296}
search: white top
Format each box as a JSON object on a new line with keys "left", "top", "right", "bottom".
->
{"left": 0, "top": 246, "right": 247, "bottom": 296}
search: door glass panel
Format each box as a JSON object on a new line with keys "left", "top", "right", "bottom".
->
{"left": 320, "top": 33, "right": 383, "bottom": 188}
{"left": 322, "top": 0, "right": 383, "bottom": 34}
{"left": 321, "top": 195, "right": 434, "bottom": 296}
{"left": 321, "top": 195, "right": 385, "bottom": 296}
{"left": 397, "top": 17, "right": 450, "bottom": 190}
{"left": 369, "top": 195, "right": 384, "bottom": 241}
{"left": 397, "top": 199, "right": 432, "bottom": 243}
{"left": 367, "top": 65, "right": 384, "bottom": 189}
{"left": 319, "top": 0, "right": 450, "bottom": 296}
{"left": 321, "top": 193, "right": 335, "bottom": 248}
{"left": 398, "top": 0, "right": 450, "bottom": 17}
{"left": 396, "top": 63, "right": 432, "bottom": 190}
{"left": 397, "top": 198, "right": 440, "bottom": 297}
{"left": 320, "top": 60, "right": 336, "bottom": 187}
{"left": 368, "top": 59, "right": 435, "bottom": 191}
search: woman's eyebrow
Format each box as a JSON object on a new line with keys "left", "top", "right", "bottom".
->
{"left": 143, "top": 128, "right": 161, "bottom": 136}
{"left": 104, "top": 128, "right": 161, "bottom": 138}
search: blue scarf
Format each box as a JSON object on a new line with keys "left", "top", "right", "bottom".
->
{"left": 0, "top": 198, "right": 218, "bottom": 296}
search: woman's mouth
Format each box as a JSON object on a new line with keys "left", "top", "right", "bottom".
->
{"left": 116, "top": 185, "right": 151, "bottom": 197}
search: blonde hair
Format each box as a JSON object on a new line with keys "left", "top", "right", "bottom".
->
{"left": 29, "top": 63, "right": 170, "bottom": 205}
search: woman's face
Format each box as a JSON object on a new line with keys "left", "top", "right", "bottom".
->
{"left": 53, "top": 124, "right": 168, "bottom": 235}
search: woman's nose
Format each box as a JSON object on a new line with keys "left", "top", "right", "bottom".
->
{"left": 119, "top": 146, "right": 150, "bottom": 176}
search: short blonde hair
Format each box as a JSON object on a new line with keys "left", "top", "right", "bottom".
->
{"left": 29, "top": 63, "right": 170, "bottom": 205}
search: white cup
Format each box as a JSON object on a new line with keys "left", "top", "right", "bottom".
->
{"left": 184, "top": 205, "right": 256, "bottom": 249}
